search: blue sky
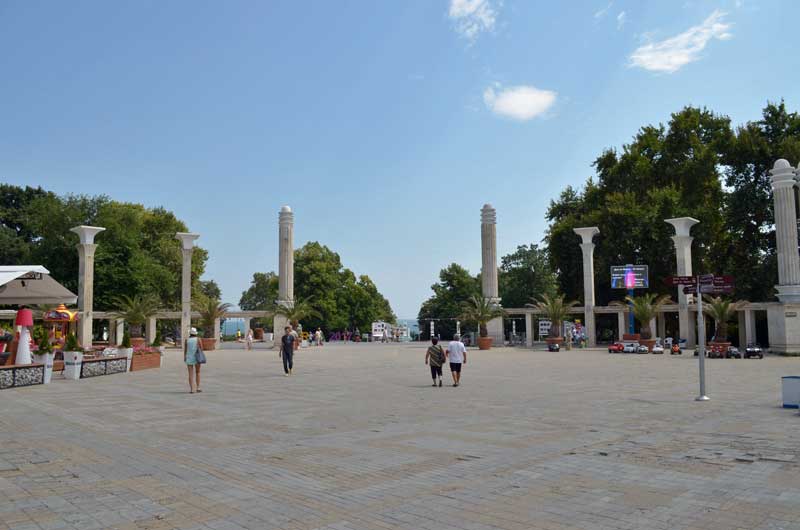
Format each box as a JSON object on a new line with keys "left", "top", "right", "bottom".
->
{"left": 1, "top": 0, "right": 798, "bottom": 318}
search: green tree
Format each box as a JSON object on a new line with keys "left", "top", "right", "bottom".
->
{"left": 460, "top": 295, "right": 505, "bottom": 338}
{"left": 198, "top": 280, "right": 221, "bottom": 301}
{"left": 498, "top": 244, "right": 557, "bottom": 309}
{"left": 417, "top": 263, "right": 480, "bottom": 340}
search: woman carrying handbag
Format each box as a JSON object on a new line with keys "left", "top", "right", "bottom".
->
{"left": 185, "top": 327, "right": 206, "bottom": 393}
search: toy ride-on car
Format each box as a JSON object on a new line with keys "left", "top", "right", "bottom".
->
{"left": 636, "top": 344, "right": 649, "bottom": 354}
{"left": 744, "top": 343, "right": 763, "bottom": 359}
{"left": 608, "top": 342, "right": 625, "bottom": 353}
{"left": 622, "top": 342, "right": 638, "bottom": 353}
{"left": 651, "top": 340, "right": 665, "bottom": 354}
{"left": 547, "top": 342, "right": 561, "bottom": 352}
{"left": 727, "top": 346, "right": 742, "bottom": 359}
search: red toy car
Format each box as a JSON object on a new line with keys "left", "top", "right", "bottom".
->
{"left": 608, "top": 342, "right": 625, "bottom": 353}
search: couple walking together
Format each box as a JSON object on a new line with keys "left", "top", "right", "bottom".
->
{"left": 425, "top": 334, "right": 467, "bottom": 387}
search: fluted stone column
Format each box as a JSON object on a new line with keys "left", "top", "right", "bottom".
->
{"left": 175, "top": 233, "right": 199, "bottom": 345}
{"left": 480, "top": 204, "right": 503, "bottom": 344}
{"left": 573, "top": 227, "right": 599, "bottom": 347}
{"left": 115, "top": 319, "right": 124, "bottom": 346}
{"left": 108, "top": 318, "right": 117, "bottom": 345}
{"left": 273, "top": 206, "right": 295, "bottom": 346}
{"left": 666, "top": 217, "right": 699, "bottom": 348}
{"left": 767, "top": 160, "right": 800, "bottom": 352}
{"left": 70, "top": 226, "right": 105, "bottom": 348}
{"left": 525, "top": 313, "right": 533, "bottom": 347}
{"left": 617, "top": 311, "right": 626, "bottom": 341}
{"left": 145, "top": 317, "right": 157, "bottom": 345}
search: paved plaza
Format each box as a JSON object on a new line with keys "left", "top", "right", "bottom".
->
{"left": 1, "top": 343, "right": 800, "bottom": 530}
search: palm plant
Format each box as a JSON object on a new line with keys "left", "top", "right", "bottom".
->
{"left": 111, "top": 294, "right": 160, "bottom": 338}
{"left": 460, "top": 295, "right": 505, "bottom": 337}
{"left": 611, "top": 293, "right": 672, "bottom": 339}
{"left": 272, "top": 298, "right": 320, "bottom": 329}
{"left": 527, "top": 293, "right": 579, "bottom": 339}
{"left": 193, "top": 297, "right": 232, "bottom": 339}
{"left": 703, "top": 296, "right": 747, "bottom": 341}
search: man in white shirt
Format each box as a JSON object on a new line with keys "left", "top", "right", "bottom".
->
{"left": 446, "top": 334, "right": 467, "bottom": 387}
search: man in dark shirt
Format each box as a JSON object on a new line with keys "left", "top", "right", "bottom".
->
{"left": 280, "top": 326, "right": 296, "bottom": 376}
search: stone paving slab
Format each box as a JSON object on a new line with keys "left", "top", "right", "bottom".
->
{"left": 1, "top": 343, "right": 799, "bottom": 529}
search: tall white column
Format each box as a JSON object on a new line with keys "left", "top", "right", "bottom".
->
{"left": 70, "top": 226, "right": 105, "bottom": 348}
{"left": 657, "top": 313, "right": 666, "bottom": 340}
{"left": 273, "top": 206, "right": 295, "bottom": 346}
{"left": 213, "top": 318, "right": 221, "bottom": 349}
{"left": 617, "top": 311, "right": 625, "bottom": 341}
{"left": 175, "top": 233, "right": 199, "bottom": 345}
{"left": 108, "top": 318, "right": 117, "bottom": 345}
{"left": 525, "top": 313, "right": 533, "bottom": 347}
{"left": 666, "top": 217, "right": 699, "bottom": 348}
{"left": 573, "top": 227, "right": 599, "bottom": 347}
{"left": 115, "top": 319, "right": 125, "bottom": 346}
{"left": 145, "top": 317, "right": 157, "bottom": 345}
{"left": 771, "top": 160, "right": 800, "bottom": 300}
{"left": 481, "top": 204, "right": 503, "bottom": 344}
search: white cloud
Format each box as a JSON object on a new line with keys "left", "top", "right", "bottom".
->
{"left": 629, "top": 10, "right": 732, "bottom": 73}
{"left": 448, "top": 0, "right": 498, "bottom": 41}
{"left": 616, "top": 11, "right": 626, "bottom": 29}
{"left": 594, "top": 2, "right": 613, "bottom": 19}
{"left": 483, "top": 83, "right": 557, "bottom": 121}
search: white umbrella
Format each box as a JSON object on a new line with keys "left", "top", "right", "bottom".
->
{"left": 0, "top": 266, "right": 77, "bottom": 306}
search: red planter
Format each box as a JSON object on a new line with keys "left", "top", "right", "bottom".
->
{"left": 131, "top": 337, "right": 147, "bottom": 348}
{"left": 622, "top": 333, "right": 640, "bottom": 341}
{"left": 546, "top": 337, "right": 564, "bottom": 346}
{"left": 254, "top": 328, "right": 264, "bottom": 340}
{"left": 130, "top": 352, "right": 161, "bottom": 371}
{"left": 477, "top": 336, "right": 492, "bottom": 350}
{"left": 200, "top": 338, "right": 216, "bottom": 351}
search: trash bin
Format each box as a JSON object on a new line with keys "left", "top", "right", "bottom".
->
{"left": 782, "top": 376, "right": 800, "bottom": 408}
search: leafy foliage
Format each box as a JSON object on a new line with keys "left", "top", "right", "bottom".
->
{"left": 611, "top": 294, "right": 672, "bottom": 339}
{"left": 702, "top": 296, "right": 747, "bottom": 341}
{"left": 240, "top": 243, "right": 394, "bottom": 334}
{"left": 121, "top": 330, "right": 131, "bottom": 349}
{"left": 417, "top": 264, "right": 480, "bottom": 340}
{"left": 64, "top": 333, "right": 80, "bottom": 352}
{"left": 460, "top": 295, "right": 505, "bottom": 337}
{"left": 111, "top": 294, "right": 160, "bottom": 338}
{"left": 273, "top": 298, "right": 321, "bottom": 329}
{"left": 527, "top": 293, "right": 579, "bottom": 338}
{"left": 193, "top": 297, "right": 232, "bottom": 338}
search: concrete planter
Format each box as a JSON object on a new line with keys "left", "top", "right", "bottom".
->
{"left": 63, "top": 351, "right": 84, "bottom": 380}
{"left": 120, "top": 347, "right": 134, "bottom": 371}
{"left": 782, "top": 376, "right": 800, "bottom": 408}
{"left": 476, "top": 336, "right": 492, "bottom": 350}
{"left": 32, "top": 352, "right": 54, "bottom": 384}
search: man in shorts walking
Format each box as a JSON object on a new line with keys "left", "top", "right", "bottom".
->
{"left": 446, "top": 334, "right": 467, "bottom": 387}
{"left": 425, "top": 337, "right": 445, "bottom": 387}
{"left": 279, "top": 326, "right": 296, "bottom": 376}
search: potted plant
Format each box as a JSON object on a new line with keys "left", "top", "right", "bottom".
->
{"left": 120, "top": 330, "right": 134, "bottom": 371}
{"left": 461, "top": 295, "right": 506, "bottom": 350}
{"left": 703, "top": 296, "right": 746, "bottom": 349}
{"left": 62, "top": 331, "right": 84, "bottom": 380}
{"left": 32, "top": 328, "right": 55, "bottom": 384}
{"left": 612, "top": 294, "right": 671, "bottom": 351}
{"left": 111, "top": 294, "right": 159, "bottom": 348}
{"left": 194, "top": 297, "right": 232, "bottom": 351}
{"left": 528, "top": 293, "right": 578, "bottom": 349}
{"left": 130, "top": 345, "right": 162, "bottom": 371}
{"left": 272, "top": 299, "right": 321, "bottom": 350}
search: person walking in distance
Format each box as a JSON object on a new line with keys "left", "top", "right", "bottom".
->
{"left": 184, "top": 327, "right": 204, "bottom": 393}
{"left": 446, "top": 333, "right": 467, "bottom": 387}
{"left": 425, "top": 337, "right": 445, "bottom": 387}
{"left": 245, "top": 328, "right": 253, "bottom": 351}
{"left": 279, "top": 326, "right": 296, "bottom": 376}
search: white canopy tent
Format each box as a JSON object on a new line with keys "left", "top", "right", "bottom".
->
{"left": 0, "top": 266, "right": 78, "bottom": 306}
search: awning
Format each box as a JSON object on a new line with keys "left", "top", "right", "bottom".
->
{"left": 0, "top": 266, "right": 78, "bottom": 305}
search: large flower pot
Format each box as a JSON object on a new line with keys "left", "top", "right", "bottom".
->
{"left": 33, "top": 352, "right": 54, "bottom": 384}
{"left": 546, "top": 337, "right": 564, "bottom": 346}
{"left": 639, "top": 339, "right": 657, "bottom": 352}
{"left": 477, "top": 336, "right": 492, "bottom": 350}
{"left": 622, "top": 333, "right": 640, "bottom": 341}
{"left": 130, "top": 352, "right": 161, "bottom": 371}
{"left": 63, "top": 351, "right": 83, "bottom": 380}
{"left": 254, "top": 328, "right": 264, "bottom": 340}
{"left": 200, "top": 338, "right": 216, "bottom": 351}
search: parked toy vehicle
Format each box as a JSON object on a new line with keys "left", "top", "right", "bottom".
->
{"left": 727, "top": 346, "right": 742, "bottom": 359}
{"left": 622, "top": 342, "right": 638, "bottom": 353}
{"left": 652, "top": 340, "right": 665, "bottom": 354}
{"left": 636, "top": 344, "right": 649, "bottom": 354}
{"left": 608, "top": 342, "right": 625, "bottom": 353}
{"left": 547, "top": 342, "right": 560, "bottom": 352}
{"left": 744, "top": 343, "right": 763, "bottom": 359}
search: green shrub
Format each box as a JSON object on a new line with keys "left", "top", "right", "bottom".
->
{"left": 121, "top": 330, "right": 131, "bottom": 348}
{"left": 151, "top": 330, "right": 163, "bottom": 347}
{"left": 64, "top": 333, "right": 80, "bottom": 352}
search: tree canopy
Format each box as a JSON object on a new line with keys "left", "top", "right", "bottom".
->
{"left": 546, "top": 101, "right": 800, "bottom": 305}
{"left": 239, "top": 242, "right": 394, "bottom": 333}
{"left": 0, "top": 185, "right": 208, "bottom": 310}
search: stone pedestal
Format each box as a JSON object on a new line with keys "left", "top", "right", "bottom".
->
{"left": 573, "top": 227, "right": 599, "bottom": 347}
{"left": 70, "top": 225, "right": 105, "bottom": 348}
{"left": 666, "top": 217, "right": 699, "bottom": 347}
{"left": 176, "top": 233, "right": 199, "bottom": 345}
{"left": 768, "top": 304, "right": 800, "bottom": 354}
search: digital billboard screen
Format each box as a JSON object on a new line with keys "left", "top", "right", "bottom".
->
{"left": 611, "top": 265, "right": 649, "bottom": 289}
